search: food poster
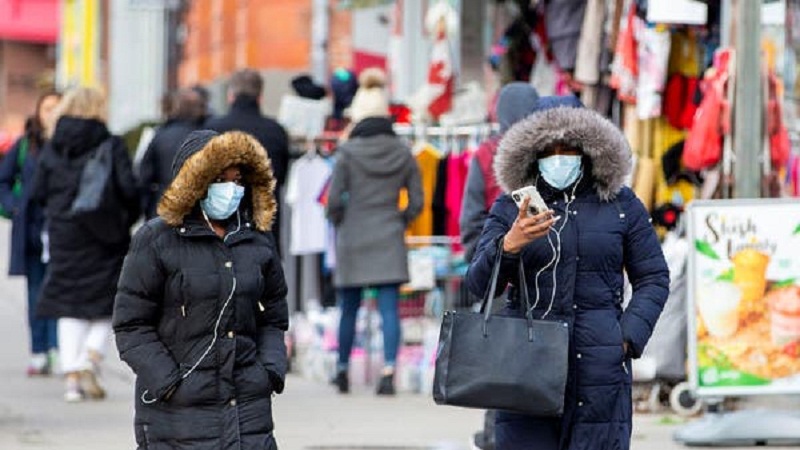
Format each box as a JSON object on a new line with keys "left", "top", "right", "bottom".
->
{"left": 688, "top": 200, "right": 800, "bottom": 395}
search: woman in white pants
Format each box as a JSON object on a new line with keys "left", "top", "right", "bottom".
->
{"left": 32, "top": 87, "right": 140, "bottom": 401}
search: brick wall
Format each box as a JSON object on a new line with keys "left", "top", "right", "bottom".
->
{"left": 179, "top": 0, "right": 353, "bottom": 86}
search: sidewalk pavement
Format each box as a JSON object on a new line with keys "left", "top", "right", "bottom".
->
{"left": 0, "top": 222, "right": 794, "bottom": 450}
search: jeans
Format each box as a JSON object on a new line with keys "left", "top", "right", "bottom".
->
{"left": 337, "top": 284, "right": 401, "bottom": 369}
{"left": 26, "top": 257, "right": 57, "bottom": 354}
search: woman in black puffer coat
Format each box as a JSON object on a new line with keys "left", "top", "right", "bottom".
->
{"left": 33, "top": 87, "right": 140, "bottom": 402}
{"left": 113, "top": 130, "right": 288, "bottom": 450}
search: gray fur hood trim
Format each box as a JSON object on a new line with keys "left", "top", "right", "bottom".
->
{"left": 494, "top": 106, "right": 632, "bottom": 201}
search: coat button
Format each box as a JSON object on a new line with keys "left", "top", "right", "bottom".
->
{"left": 179, "top": 227, "right": 186, "bottom": 233}
{"left": 230, "top": 399, "right": 237, "bottom": 406}
{"left": 245, "top": 223, "right": 251, "bottom": 228}
{"left": 227, "top": 331, "right": 234, "bottom": 339}
{"left": 225, "top": 261, "right": 232, "bottom": 268}
{"left": 578, "top": 401, "right": 584, "bottom": 407}
{"left": 573, "top": 304, "right": 578, "bottom": 310}
{"left": 577, "top": 353, "right": 582, "bottom": 359}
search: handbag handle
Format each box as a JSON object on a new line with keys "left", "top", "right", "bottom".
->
{"left": 479, "top": 238, "right": 535, "bottom": 341}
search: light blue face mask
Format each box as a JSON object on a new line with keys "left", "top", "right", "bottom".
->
{"left": 201, "top": 182, "right": 245, "bottom": 220}
{"left": 538, "top": 155, "right": 583, "bottom": 190}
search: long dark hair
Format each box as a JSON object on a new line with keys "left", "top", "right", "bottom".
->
{"left": 24, "top": 91, "right": 61, "bottom": 152}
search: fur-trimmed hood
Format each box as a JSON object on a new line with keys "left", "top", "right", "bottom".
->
{"left": 157, "top": 131, "right": 277, "bottom": 232}
{"left": 494, "top": 105, "right": 632, "bottom": 201}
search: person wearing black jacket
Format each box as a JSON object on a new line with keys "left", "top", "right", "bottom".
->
{"left": 205, "top": 69, "right": 290, "bottom": 247}
{"left": 113, "top": 130, "right": 288, "bottom": 450}
{"left": 139, "top": 88, "right": 204, "bottom": 219}
{"left": 32, "top": 87, "right": 140, "bottom": 402}
{"left": 0, "top": 90, "right": 61, "bottom": 376}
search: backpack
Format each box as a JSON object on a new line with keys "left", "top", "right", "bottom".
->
{"left": 0, "top": 137, "right": 29, "bottom": 219}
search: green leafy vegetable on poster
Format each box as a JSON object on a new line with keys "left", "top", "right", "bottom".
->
{"left": 774, "top": 278, "right": 797, "bottom": 289}
{"left": 717, "top": 268, "right": 735, "bottom": 282}
{"left": 695, "top": 240, "right": 721, "bottom": 260}
{"left": 794, "top": 224, "right": 800, "bottom": 235}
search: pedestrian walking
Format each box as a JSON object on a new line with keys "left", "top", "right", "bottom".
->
{"left": 139, "top": 88, "right": 205, "bottom": 219}
{"left": 466, "top": 96, "right": 670, "bottom": 449}
{"left": 206, "top": 69, "right": 290, "bottom": 248}
{"left": 0, "top": 90, "right": 61, "bottom": 376}
{"left": 326, "top": 68, "right": 424, "bottom": 396}
{"left": 113, "top": 130, "right": 289, "bottom": 449}
{"left": 32, "top": 86, "right": 141, "bottom": 402}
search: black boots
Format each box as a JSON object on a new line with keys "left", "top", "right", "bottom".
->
{"left": 376, "top": 373, "right": 396, "bottom": 396}
{"left": 334, "top": 368, "right": 395, "bottom": 395}
{"left": 333, "top": 370, "right": 349, "bottom": 394}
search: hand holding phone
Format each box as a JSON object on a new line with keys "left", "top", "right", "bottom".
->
{"left": 503, "top": 194, "right": 558, "bottom": 254}
{"left": 511, "top": 185, "right": 550, "bottom": 218}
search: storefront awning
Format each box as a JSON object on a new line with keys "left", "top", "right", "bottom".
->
{"left": 0, "top": 0, "right": 59, "bottom": 43}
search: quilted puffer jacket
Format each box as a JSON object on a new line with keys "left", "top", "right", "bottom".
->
{"left": 466, "top": 98, "right": 670, "bottom": 450}
{"left": 113, "top": 130, "right": 288, "bottom": 450}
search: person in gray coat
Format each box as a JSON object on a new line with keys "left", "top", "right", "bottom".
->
{"left": 326, "top": 68, "right": 424, "bottom": 396}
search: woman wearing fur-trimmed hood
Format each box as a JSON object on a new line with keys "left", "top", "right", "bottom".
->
{"left": 113, "top": 130, "right": 288, "bottom": 449}
{"left": 466, "top": 97, "right": 669, "bottom": 450}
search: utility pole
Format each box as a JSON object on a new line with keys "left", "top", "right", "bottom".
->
{"left": 733, "top": 0, "right": 762, "bottom": 198}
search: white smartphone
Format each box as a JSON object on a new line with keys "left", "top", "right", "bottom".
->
{"left": 511, "top": 185, "right": 550, "bottom": 217}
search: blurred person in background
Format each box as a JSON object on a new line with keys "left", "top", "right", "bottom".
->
{"left": 32, "top": 87, "right": 140, "bottom": 402}
{"left": 0, "top": 90, "right": 61, "bottom": 376}
{"left": 139, "top": 88, "right": 205, "bottom": 219}
{"left": 191, "top": 84, "right": 212, "bottom": 123}
{"left": 114, "top": 130, "right": 288, "bottom": 449}
{"left": 326, "top": 68, "right": 424, "bottom": 396}
{"left": 460, "top": 82, "right": 540, "bottom": 263}
{"left": 206, "top": 69, "right": 289, "bottom": 248}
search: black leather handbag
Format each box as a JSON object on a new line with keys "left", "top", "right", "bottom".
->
{"left": 433, "top": 242, "right": 569, "bottom": 417}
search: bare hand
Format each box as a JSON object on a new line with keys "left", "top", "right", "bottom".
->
{"left": 502, "top": 197, "right": 556, "bottom": 254}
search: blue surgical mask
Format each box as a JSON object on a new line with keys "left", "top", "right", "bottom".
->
{"left": 201, "top": 182, "right": 245, "bottom": 220}
{"left": 538, "top": 155, "right": 583, "bottom": 190}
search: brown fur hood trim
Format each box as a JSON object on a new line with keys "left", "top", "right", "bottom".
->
{"left": 157, "top": 131, "right": 277, "bottom": 232}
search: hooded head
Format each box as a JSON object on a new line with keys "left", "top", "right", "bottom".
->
{"left": 496, "top": 82, "right": 540, "bottom": 133}
{"left": 158, "top": 130, "right": 277, "bottom": 231}
{"left": 349, "top": 68, "right": 390, "bottom": 124}
{"left": 494, "top": 95, "right": 632, "bottom": 201}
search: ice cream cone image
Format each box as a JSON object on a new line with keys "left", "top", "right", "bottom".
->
{"left": 697, "top": 281, "right": 742, "bottom": 338}
{"left": 732, "top": 249, "right": 770, "bottom": 309}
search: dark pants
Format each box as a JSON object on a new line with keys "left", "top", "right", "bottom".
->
{"left": 495, "top": 411, "right": 561, "bottom": 450}
{"left": 337, "top": 284, "right": 401, "bottom": 369}
{"left": 27, "top": 257, "right": 58, "bottom": 354}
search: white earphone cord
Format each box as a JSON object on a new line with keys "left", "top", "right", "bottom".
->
{"left": 531, "top": 172, "right": 583, "bottom": 320}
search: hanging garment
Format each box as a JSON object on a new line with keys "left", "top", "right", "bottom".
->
{"left": 432, "top": 156, "right": 449, "bottom": 236}
{"left": 574, "top": 0, "right": 606, "bottom": 86}
{"left": 286, "top": 154, "right": 332, "bottom": 255}
{"left": 636, "top": 24, "right": 671, "bottom": 120}
{"left": 610, "top": 3, "right": 639, "bottom": 103}
{"left": 445, "top": 151, "right": 470, "bottom": 239}
{"left": 683, "top": 49, "right": 733, "bottom": 171}
{"left": 767, "top": 70, "right": 791, "bottom": 170}
{"left": 408, "top": 145, "right": 441, "bottom": 236}
{"left": 545, "top": 0, "right": 589, "bottom": 71}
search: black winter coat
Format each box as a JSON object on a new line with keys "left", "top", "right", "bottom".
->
{"left": 33, "top": 117, "right": 140, "bottom": 319}
{"left": 205, "top": 95, "right": 289, "bottom": 190}
{"left": 138, "top": 119, "right": 200, "bottom": 219}
{"left": 0, "top": 135, "right": 46, "bottom": 276}
{"left": 467, "top": 103, "right": 670, "bottom": 450}
{"left": 114, "top": 130, "right": 288, "bottom": 450}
